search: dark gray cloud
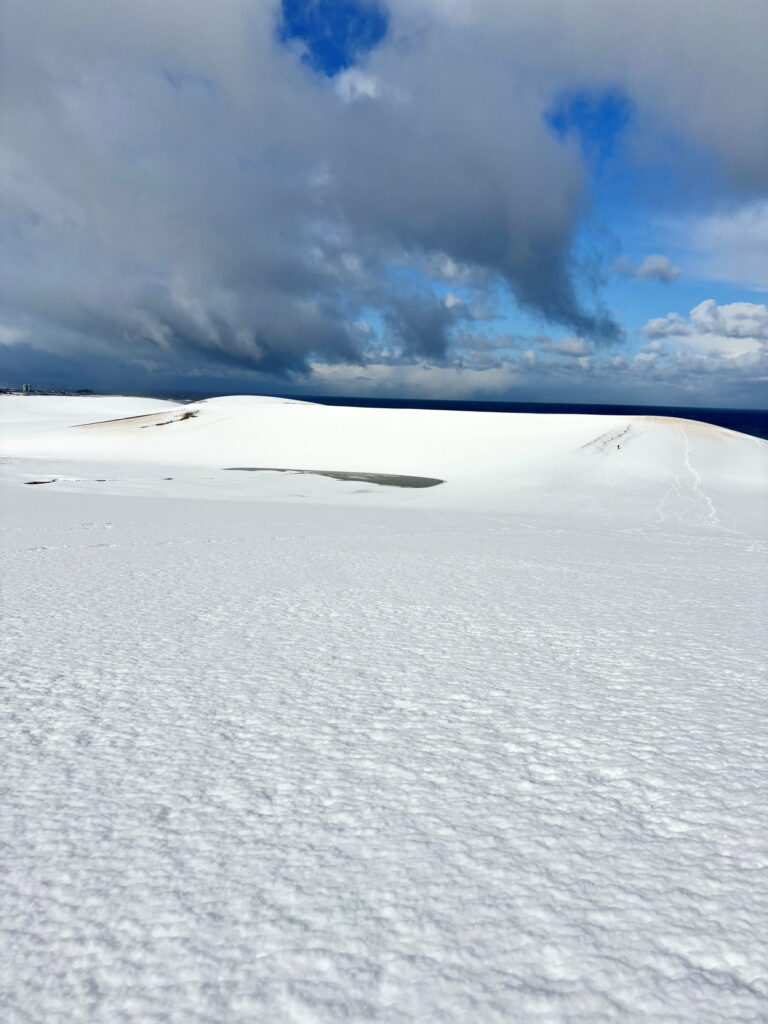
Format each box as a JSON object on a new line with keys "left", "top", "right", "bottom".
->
{"left": 383, "top": 293, "right": 466, "bottom": 359}
{"left": 1, "top": 0, "right": 766, "bottom": 388}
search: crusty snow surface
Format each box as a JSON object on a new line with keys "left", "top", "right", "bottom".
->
{"left": 1, "top": 396, "right": 767, "bottom": 1023}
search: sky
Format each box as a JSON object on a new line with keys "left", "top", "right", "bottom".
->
{"left": 1, "top": 0, "right": 767, "bottom": 408}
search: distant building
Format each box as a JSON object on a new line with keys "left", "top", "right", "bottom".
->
{"left": 22, "top": 384, "right": 31, "bottom": 395}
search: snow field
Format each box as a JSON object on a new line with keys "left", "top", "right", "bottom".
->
{"left": 1, "top": 396, "right": 767, "bottom": 1022}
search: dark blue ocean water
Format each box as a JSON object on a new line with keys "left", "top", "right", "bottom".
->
{"left": 152, "top": 392, "right": 768, "bottom": 442}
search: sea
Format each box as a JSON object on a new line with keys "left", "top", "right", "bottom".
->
{"left": 146, "top": 393, "right": 768, "bottom": 442}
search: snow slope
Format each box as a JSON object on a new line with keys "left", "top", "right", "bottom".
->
{"left": 1, "top": 394, "right": 765, "bottom": 528}
{"left": 1, "top": 395, "right": 767, "bottom": 1023}
{"left": 0, "top": 394, "right": 180, "bottom": 437}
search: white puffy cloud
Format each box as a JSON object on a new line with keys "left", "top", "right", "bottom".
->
{"left": 642, "top": 313, "right": 692, "bottom": 339}
{"left": 689, "top": 299, "right": 768, "bottom": 339}
{"left": 643, "top": 300, "right": 768, "bottom": 356}
{"left": 641, "top": 300, "right": 768, "bottom": 367}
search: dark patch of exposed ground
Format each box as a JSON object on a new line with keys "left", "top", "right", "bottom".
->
{"left": 75, "top": 409, "right": 199, "bottom": 429}
{"left": 144, "top": 410, "right": 199, "bottom": 428}
{"left": 223, "top": 468, "right": 444, "bottom": 488}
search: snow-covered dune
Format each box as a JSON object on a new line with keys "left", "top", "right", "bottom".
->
{"left": 0, "top": 394, "right": 180, "bottom": 436}
{"left": 2, "top": 395, "right": 767, "bottom": 1022}
{"left": 1, "top": 394, "right": 765, "bottom": 528}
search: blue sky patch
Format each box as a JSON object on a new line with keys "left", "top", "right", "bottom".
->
{"left": 279, "top": 0, "right": 388, "bottom": 76}
{"left": 546, "top": 89, "right": 633, "bottom": 165}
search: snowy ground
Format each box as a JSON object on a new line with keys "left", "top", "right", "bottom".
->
{"left": 1, "top": 396, "right": 767, "bottom": 1022}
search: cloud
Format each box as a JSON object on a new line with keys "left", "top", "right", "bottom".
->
{"left": 642, "top": 313, "right": 692, "bottom": 340}
{"left": 539, "top": 335, "right": 592, "bottom": 356}
{"left": 383, "top": 292, "right": 466, "bottom": 359}
{"left": 309, "top": 359, "right": 521, "bottom": 399}
{"left": 335, "top": 68, "right": 382, "bottom": 102}
{"left": 311, "top": 300, "right": 768, "bottom": 404}
{"left": 1, "top": 0, "right": 767, "bottom": 387}
{"left": 643, "top": 300, "right": 768, "bottom": 344}
{"left": 404, "top": 0, "right": 768, "bottom": 189}
{"left": 690, "top": 299, "right": 768, "bottom": 340}
{"left": 0, "top": 0, "right": 619, "bottom": 381}
{"left": 0, "top": 325, "right": 27, "bottom": 346}
{"left": 641, "top": 300, "right": 768, "bottom": 363}
{"left": 616, "top": 254, "right": 680, "bottom": 283}
{"left": 668, "top": 201, "right": 768, "bottom": 291}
